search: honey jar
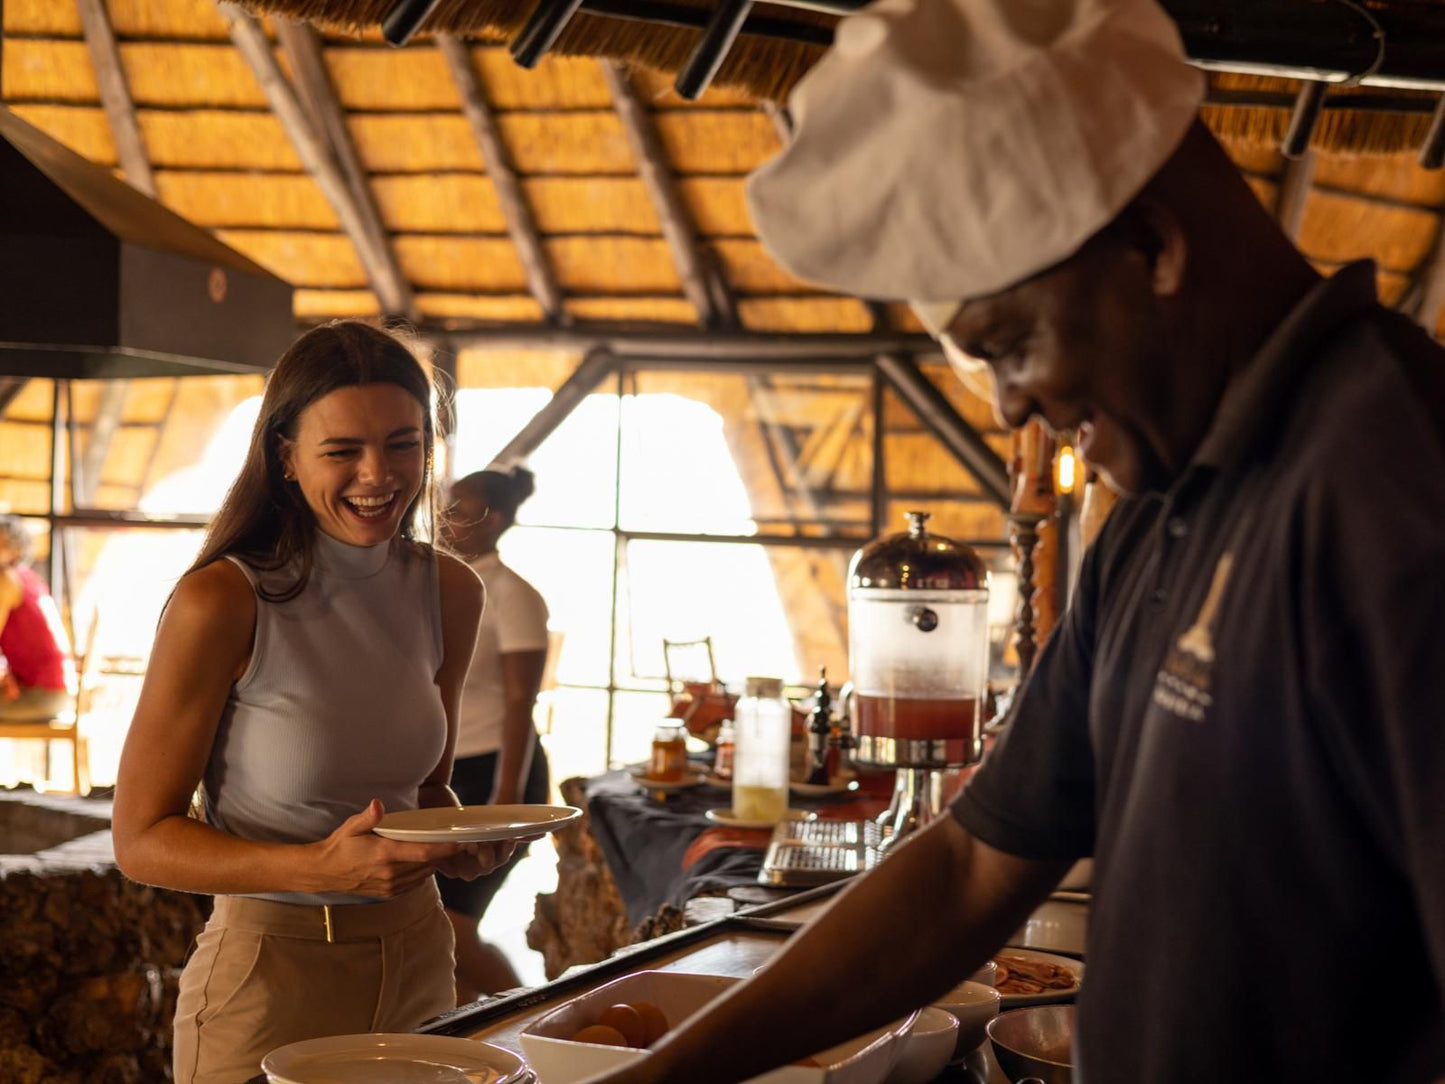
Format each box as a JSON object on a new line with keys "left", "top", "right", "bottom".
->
{"left": 649, "top": 722, "right": 688, "bottom": 782}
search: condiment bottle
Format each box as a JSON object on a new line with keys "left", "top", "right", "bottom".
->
{"left": 731, "top": 676, "right": 790, "bottom": 823}
{"left": 713, "top": 719, "right": 736, "bottom": 780}
{"left": 650, "top": 722, "right": 688, "bottom": 782}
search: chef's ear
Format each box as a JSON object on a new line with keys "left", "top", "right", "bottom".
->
{"left": 1119, "top": 198, "right": 1187, "bottom": 299}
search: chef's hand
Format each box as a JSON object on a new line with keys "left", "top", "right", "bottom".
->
{"left": 434, "top": 839, "right": 518, "bottom": 881}
{"left": 310, "top": 799, "right": 460, "bottom": 898}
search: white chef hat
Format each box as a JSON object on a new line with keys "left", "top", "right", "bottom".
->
{"left": 745, "top": 0, "right": 1205, "bottom": 329}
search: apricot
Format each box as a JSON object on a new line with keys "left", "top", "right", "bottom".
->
{"left": 571, "top": 1024, "right": 630, "bottom": 1048}
{"left": 597, "top": 1003, "right": 647, "bottom": 1048}
{"left": 628, "top": 1000, "right": 669, "bottom": 1046}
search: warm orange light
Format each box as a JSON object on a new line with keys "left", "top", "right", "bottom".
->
{"left": 1055, "top": 443, "right": 1078, "bottom": 494}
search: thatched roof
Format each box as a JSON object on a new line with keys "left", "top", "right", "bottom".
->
{"left": 3, "top": 0, "right": 1445, "bottom": 339}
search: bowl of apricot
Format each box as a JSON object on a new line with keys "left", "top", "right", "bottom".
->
{"left": 518, "top": 970, "right": 915, "bottom": 1084}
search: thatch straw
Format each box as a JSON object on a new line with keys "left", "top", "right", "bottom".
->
{"left": 9, "top": 105, "right": 118, "bottom": 166}
{"left": 395, "top": 236, "right": 528, "bottom": 290}
{"left": 216, "top": 228, "right": 368, "bottom": 285}
{"left": 5, "top": 0, "right": 231, "bottom": 39}
{"left": 713, "top": 239, "right": 817, "bottom": 293}
{"left": 1299, "top": 190, "right": 1437, "bottom": 272}
{"left": 1314, "top": 151, "right": 1445, "bottom": 207}
{"left": 238, "top": 0, "right": 832, "bottom": 102}
{"left": 567, "top": 295, "right": 696, "bottom": 323}
{"left": 545, "top": 236, "right": 680, "bottom": 291}
{"left": 143, "top": 110, "right": 302, "bottom": 169}
{"left": 736, "top": 297, "right": 870, "bottom": 333}
{"left": 418, "top": 292, "right": 544, "bottom": 320}
{"left": 156, "top": 171, "right": 339, "bottom": 229}
{"left": 294, "top": 288, "right": 382, "bottom": 318}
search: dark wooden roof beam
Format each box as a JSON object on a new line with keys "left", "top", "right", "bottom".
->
{"left": 76, "top": 0, "right": 155, "bottom": 198}
{"left": 274, "top": 17, "right": 416, "bottom": 322}
{"left": 438, "top": 35, "right": 568, "bottom": 326}
{"left": 222, "top": 4, "right": 417, "bottom": 321}
{"left": 600, "top": 61, "right": 736, "bottom": 329}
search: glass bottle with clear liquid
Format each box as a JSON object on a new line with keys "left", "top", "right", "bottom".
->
{"left": 731, "top": 676, "right": 790, "bottom": 824}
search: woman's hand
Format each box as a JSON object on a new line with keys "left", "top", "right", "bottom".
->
{"left": 310, "top": 799, "right": 459, "bottom": 897}
{"left": 434, "top": 839, "right": 519, "bottom": 881}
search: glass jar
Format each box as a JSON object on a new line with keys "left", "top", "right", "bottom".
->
{"left": 649, "top": 722, "right": 688, "bottom": 782}
{"left": 732, "top": 676, "right": 790, "bottom": 823}
{"left": 713, "top": 719, "right": 736, "bottom": 780}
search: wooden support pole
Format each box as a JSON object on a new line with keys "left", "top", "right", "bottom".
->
{"left": 76, "top": 0, "right": 155, "bottom": 197}
{"left": 1276, "top": 152, "right": 1316, "bottom": 241}
{"left": 222, "top": 5, "right": 415, "bottom": 320}
{"left": 1417, "top": 228, "right": 1445, "bottom": 337}
{"left": 439, "top": 35, "right": 568, "bottom": 325}
{"left": 444, "top": 326, "right": 937, "bottom": 358}
{"left": 275, "top": 17, "right": 415, "bottom": 322}
{"left": 600, "top": 61, "right": 736, "bottom": 329}
{"left": 489, "top": 348, "right": 616, "bottom": 466}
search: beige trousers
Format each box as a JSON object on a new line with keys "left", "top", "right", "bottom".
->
{"left": 173, "top": 880, "right": 456, "bottom": 1084}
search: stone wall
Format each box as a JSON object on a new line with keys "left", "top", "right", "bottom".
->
{"left": 0, "top": 791, "right": 208, "bottom": 1084}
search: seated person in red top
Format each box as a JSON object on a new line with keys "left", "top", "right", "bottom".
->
{"left": 0, "top": 516, "right": 72, "bottom": 720}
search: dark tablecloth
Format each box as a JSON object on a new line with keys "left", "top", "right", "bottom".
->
{"left": 584, "top": 767, "right": 892, "bottom": 926}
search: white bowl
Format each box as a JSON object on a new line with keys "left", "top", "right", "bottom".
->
{"left": 884, "top": 1007, "right": 958, "bottom": 1084}
{"left": 519, "top": 970, "right": 916, "bottom": 1084}
{"left": 933, "top": 980, "right": 1001, "bottom": 1061}
{"left": 971, "top": 959, "right": 998, "bottom": 987}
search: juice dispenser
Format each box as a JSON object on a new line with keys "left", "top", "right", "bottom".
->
{"left": 848, "top": 511, "right": 989, "bottom": 848}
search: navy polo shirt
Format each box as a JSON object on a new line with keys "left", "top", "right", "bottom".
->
{"left": 954, "top": 262, "right": 1445, "bottom": 1083}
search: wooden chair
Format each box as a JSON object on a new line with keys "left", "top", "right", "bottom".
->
{"left": 0, "top": 614, "right": 97, "bottom": 795}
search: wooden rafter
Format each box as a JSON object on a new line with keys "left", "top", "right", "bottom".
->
{"left": 76, "top": 0, "right": 155, "bottom": 198}
{"left": 600, "top": 61, "right": 736, "bottom": 329}
{"left": 438, "top": 35, "right": 567, "bottom": 325}
{"left": 222, "top": 5, "right": 416, "bottom": 321}
{"left": 274, "top": 17, "right": 415, "bottom": 322}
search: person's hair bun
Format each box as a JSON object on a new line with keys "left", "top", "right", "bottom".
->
{"left": 508, "top": 466, "right": 536, "bottom": 506}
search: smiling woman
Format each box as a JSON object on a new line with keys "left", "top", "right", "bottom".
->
{"left": 109, "top": 321, "right": 506, "bottom": 1084}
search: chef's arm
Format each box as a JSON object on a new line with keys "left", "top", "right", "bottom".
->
{"left": 585, "top": 814, "right": 1069, "bottom": 1084}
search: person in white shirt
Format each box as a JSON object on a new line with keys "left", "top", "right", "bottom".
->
{"left": 441, "top": 466, "right": 552, "bottom": 999}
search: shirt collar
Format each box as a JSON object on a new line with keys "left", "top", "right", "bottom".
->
{"left": 1191, "top": 260, "right": 1380, "bottom": 473}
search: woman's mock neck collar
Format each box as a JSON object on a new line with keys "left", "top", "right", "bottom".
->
{"left": 313, "top": 529, "right": 393, "bottom": 579}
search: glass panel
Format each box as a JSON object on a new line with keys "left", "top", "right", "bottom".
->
{"left": 619, "top": 370, "right": 874, "bottom": 538}
{"left": 620, "top": 538, "right": 850, "bottom": 692}
{"left": 70, "top": 376, "right": 264, "bottom": 515}
{"left": 0, "top": 379, "right": 56, "bottom": 514}
{"left": 497, "top": 525, "right": 615, "bottom": 689}
{"left": 452, "top": 388, "right": 619, "bottom": 529}
{"left": 609, "top": 688, "right": 676, "bottom": 769}
{"left": 539, "top": 686, "right": 610, "bottom": 788}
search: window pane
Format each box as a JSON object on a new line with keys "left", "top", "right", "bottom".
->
{"left": 453, "top": 388, "right": 618, "bottom": 529}
{"left": 498, "top": 525, "right": 615, "bottom": 689}
{"left": 619, "top": 370, "right": 874, "bottom": 538}
{"left": 75, "top": 376, "right": 264, "bottom": 515}
{"left": 0, "top": 379, "right": 56, "bottom": 514}
{"left": 539, "top": 686, "right": 610, "bottom": 788}
{"left": 619, "top": 538, "right": 850, "bottom": 691}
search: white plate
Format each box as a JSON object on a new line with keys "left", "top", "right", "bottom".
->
{"left": 626, "top": 766, "right": 707, "bottom": 791}
{"left": 373, "top": 804, "right": 581, "bottom": 844}
{"left": 993, "top": 946, "right": 1085, "bottom": 1008}
{"left": 704, "top": 807, "right": 814, "bottom": 830}
{"left": 262, "top": 1032, "right": 529, "bottom": 1084}
{"left": 789, "top": 778, "right": 858, "bottom": 798}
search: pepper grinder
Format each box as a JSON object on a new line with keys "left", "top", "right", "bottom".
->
{"left": 805, "top": 666, "right": 834, "bottom": 786}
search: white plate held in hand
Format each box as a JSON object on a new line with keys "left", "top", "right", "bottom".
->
{"left": 262, "top": 1033, "right": 528, "bottom": 1084}
{"left": 373, "top": 804, "right": 581, "bottom": 844}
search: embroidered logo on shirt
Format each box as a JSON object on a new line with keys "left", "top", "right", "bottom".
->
{"left": 1151, "top": 553, "right": 1233, "bottom": 722}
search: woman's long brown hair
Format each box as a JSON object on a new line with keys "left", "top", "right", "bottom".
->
{"left": 187, "top": 321, "right": 441, "bottom": 602}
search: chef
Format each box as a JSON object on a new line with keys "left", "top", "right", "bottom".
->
{"left": 583, "top": 0, "right": 1445, "bottom": 1080}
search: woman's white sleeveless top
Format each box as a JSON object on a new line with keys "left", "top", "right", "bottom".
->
{"left": 203, "top": 532, "right": 446, "bottom": 905}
